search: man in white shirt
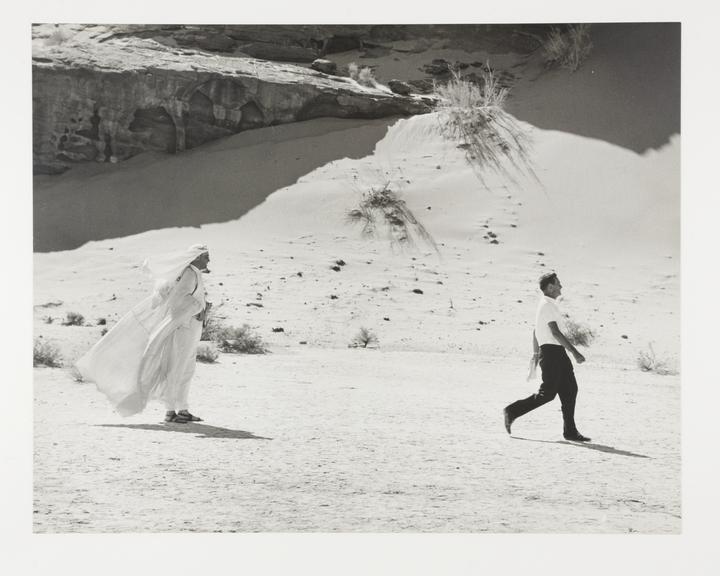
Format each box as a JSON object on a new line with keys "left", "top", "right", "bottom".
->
{"left": 503, "top": 272, "right": 591, "bottom": 442}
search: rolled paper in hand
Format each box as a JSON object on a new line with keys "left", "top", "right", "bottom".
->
{"left": 526, "top": 355, "right": 538, "bottom": 382}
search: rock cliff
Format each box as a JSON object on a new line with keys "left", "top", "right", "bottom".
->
{"left": 32, "top": 25, "right": 434, "bottom": 174}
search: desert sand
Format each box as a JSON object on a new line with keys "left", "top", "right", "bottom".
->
{"left": 32, "top": 24, "right": 681, "bottom": 535}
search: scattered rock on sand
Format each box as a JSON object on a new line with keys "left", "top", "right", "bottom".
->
{"left": 311, "top": 58, "right": 338, "bottom": 75}
{"left": 388, "top": 80, "right": 413, "bottom": 95}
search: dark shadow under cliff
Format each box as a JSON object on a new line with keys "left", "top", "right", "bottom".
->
{"left": 34, "top": 117, "right": 397, "bottom": 252}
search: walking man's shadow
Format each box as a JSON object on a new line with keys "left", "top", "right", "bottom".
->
{"left": 97, "top": 422, "right": 272, "bottom": 440}
{"left": 512, "top": 436, "right": 650, "bottom": 459}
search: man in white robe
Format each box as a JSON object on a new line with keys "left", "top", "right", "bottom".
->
{"left": 76, "top": 244, "right": 212, "bottom": 423}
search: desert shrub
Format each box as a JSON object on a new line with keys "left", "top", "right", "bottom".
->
{"left": 637, "top": 344, "right": 675, "bottom": 375}
{"left": 211, "top": 324, "right": 267, "bottom": 354}
{"left": 62, "top": 311, "right": 85, "bottom": 326}
{"left": 33, "top": 339, "right": 62, "bottom": 368}
{"left": 347, "top": 180, "right": 437, "bottom": 251}
{"left": 542, "top": 24, "right": 593, "bottom": 72}
{"left": 434, "top": 66, "right": 535, "bottom": 184}
{"left": 97, "top": 318, "right": 107, "bottom": 326}
{"left": 196, "top": 343, "right": 219, "bottom": 363}
{"left": 563, "top": 317, "right": 595, "bottom": 347}
{"left": 348, "top": 62, "right": 377, "bottom": 88}
{"left": 43, "top": 316, "right": 54, "bottom": 324}
{"left": 349, "top": 327, "right": 378, "bottom": 349}
{"left": 201, "top": 315, "right": 225, "bottom": 341}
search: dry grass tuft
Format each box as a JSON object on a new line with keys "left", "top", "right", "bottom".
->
{"left": 62, "top": 311, "right": 85, "bottom": 326}
{"left": 637, "top": 343, "right": 676, "bottom": 375}
{"left": 348, "top": 62, "right": 377, "bottom": 88}
{"left": 434, "top": 66, "right": 535, "bottom": 184}
{"left": 34, "top": 338, "right": 62, "bottom": 367}
{"left": 349, "top": 327, "right": 378, "bottom": 349}
{"left": 542, "top": 24, "right": 593, "bottom": 72}
{"left": 347, "top": 178, "right": 437, "bottom": 252}
{"left": 563, "top": 317, "right": 595, "bottom": 347}
{"left": 196, "top": 343, "right": 219, "bottom": 363}
{"left": 202, "top": 318, "right": 267, "bottom": 355}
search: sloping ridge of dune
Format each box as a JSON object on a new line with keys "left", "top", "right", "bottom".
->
{"left": 35, "top": 110, "right": 680, "bottom": 365}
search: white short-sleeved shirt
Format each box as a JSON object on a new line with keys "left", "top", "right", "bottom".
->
{"left": 535, "top": 295, "right": 563, "bottom": 346}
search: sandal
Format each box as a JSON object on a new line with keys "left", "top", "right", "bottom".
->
{"left": 164, "top": 410, "right": 189, "bottom": 424}
{"left": 178, "top": 410, "right": 202, "bottom": 422}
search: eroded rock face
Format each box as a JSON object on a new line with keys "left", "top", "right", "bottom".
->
{"left": 32, "top": 29, "right": 433, "bottom": 174}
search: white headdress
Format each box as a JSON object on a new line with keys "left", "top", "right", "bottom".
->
{"left": 142, "top": 244, "right": 208, "bottom": 305}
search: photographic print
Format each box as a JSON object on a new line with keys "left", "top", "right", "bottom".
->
{"left": 31, "top": 21, "right": 680, "bottom": 534}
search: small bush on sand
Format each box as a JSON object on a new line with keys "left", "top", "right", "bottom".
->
{"left": 542, "top": 24, "right": 593, "bottom": 72}
{"left": 563, "top": 317, "right": 595, "bottom": 347}
{"left": 201, "top": 315, "right": 225, "bottom": 341}
{"left": 348, "top": 62, "right": 377, "bottom": 88}
{"left": 196, "top": 343, "right": 219, "bottom": 363}
{"left": 347, "top": 180, "right": 437, "bottom": 251}
{"left": 213, "top": 324, "right": 267, "bottom": 354}
{"left": 637, "top": 343, "right": 675, "bottom": 375}
{"left": 349, "top": 327, "right": 378, "bottom": 349}
{"left": 434, "top": 66, "right": 535, "bottom": 184}
{"left": 62, "top": 311, "right": 85, "bottom": 326}
{"left": 70, "top": 366, "right": 84, "bottom": 382}
{"left": 34, "top": 338, "right": 62, "bottom": 367}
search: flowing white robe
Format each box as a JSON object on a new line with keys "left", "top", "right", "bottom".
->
{"left": 77, "top": 266, "right": 206, "bottom": 416}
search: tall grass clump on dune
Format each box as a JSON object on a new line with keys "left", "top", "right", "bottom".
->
{"left": 543, "top": 24, "right": 593, "bottom": 72}
{"left": 347, "top": 179, "right": 437, "bottom": 252}
{"left": 434, "top": 66, "right": 535, "bottom": 184}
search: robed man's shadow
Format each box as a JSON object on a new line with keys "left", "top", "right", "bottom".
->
{"left": 97, "top": 422, "right": 272, "bottom": 440}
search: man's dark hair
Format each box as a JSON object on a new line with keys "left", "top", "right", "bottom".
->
{"left": 538, "top": 272, "right": 558, "bottom": 292}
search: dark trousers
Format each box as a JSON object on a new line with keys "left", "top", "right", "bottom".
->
{"left": 505, "top": 344, "right": 579, "bottom": 436}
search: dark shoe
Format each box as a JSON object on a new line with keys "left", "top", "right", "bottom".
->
{"left": 503, "top": 408, "right": 515, "bottom": 434}
{"left": 178, "top": 410, "right": 202, "bottom": 422}
{"left": 564, "top": 432, "right": 591, "bottom": 442}
{"left": 164, "top": 410, "right": 189, "bottom": 424}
